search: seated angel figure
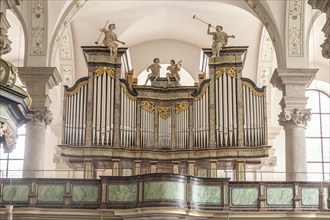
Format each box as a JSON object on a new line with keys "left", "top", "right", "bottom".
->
{"left": 166, "top": 60, "right": 181, "bottom": 86}
{"left": 144, "top": 58, "right": 161, "bottom": 85}
{"left": 100, "top": 23, "right": 125, "bottom": 57}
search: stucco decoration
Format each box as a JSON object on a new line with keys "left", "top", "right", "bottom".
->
{"left": 0, "top": 12, "right": 12, "bottom": 56}
{"left": 278, "top": 108, "right": 311, "bottom": 127}
{"left": 288, "top": 0, "right": 303, "bottom": 56}
{"left": 57, "top": 25, "right": 72, "bottom": 60}
{"left": 0, "top": 122, "right": 17, "bottom": 153}
{"left": 32, "top": 109, "right": 53, "bottom": 127}
{"left": 260, "top": 30, "right": 273, "bottom": 62}
{"left": 61, "top": 65, "right": 73, "bottom": 86}
{"left": 31, "top": 0, "right": 46, "bottom": 55}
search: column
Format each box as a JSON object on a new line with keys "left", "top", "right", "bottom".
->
{"left": 235, "top": 160, "right": 246, "bottom": 181}
{"left": 209, "top": 159, "right": 217, "bottom": 178}
{"left": 19, "top": 67, "right": 61, "bottom": 178}
{"left": 84, "top": 159, "right": 95, "bottom": 179}
{"left": 188, "top": 160, "right": 195, "bottom": 176}
{"left": 270, "top": 68, "right": 317, "bottom": 181}
{"left": 5, "top": 205, "right": 13, "bottom": 220}
{"left": 112, "top": 159, "right": 120, "bottom": 176}
{"left": 134, "top": 160, "right": 141, "bottom": 175}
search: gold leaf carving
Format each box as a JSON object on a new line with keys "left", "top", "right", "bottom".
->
{"left": 215, "top": 67, "right": 237, "bottom": 79}
{"left": 141, "top": 101, "right": 155, "bottom": 112}
{"left": 175, "top": 101, "right": 189, "bottom": 114}
{"left": 159, "top": 107, "right": 171, "bottom": 120}
{"left": 121, "top": 82, "right": 137, "bottom": 100}
{"left": 193, "top": 82, "right": 209, "bottom": 101}
{"left": 242, "top": 81, "right": 264, "bottom": 96}
{"left": 94, "top": 66, "right": 115, "bottom": 78}
{"left": 67, "top": 80, "right": 88, "bottom": 96}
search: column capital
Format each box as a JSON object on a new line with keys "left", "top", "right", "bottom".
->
{"left": 270, "top": 68, "right": 317, "bottom": 96}
{"left": 278, "top": 108, "right": 311, "bottom": 128}
{"left": 18, "top": 67, "right": 61, "bottom": 110}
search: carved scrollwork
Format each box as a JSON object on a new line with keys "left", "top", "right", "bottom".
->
{"left": 242, "top": 81, "right": 265, "bottom": 96}
{"left": 215, "top": 67, "right": 237, "bottom": 79}
{"left": 175, "top": 101, "right": 189, "bottom": 114}
{"left": 159, "top": 107, "right": 171, "bottom": 120}
{"left": 32, "top": 109, "right": 53, "bottom": 127}
{"left": 94, "top": 66, "right": 115, "bottom": 78}
{"left": 67, "top": 80, "right": 88, "bottom": 96}
{"left": 121, "top": 82, "right": 137, "bottom": 100}
{"left": 278, "top": 108, "right": 311, "bottom": 127}
{"left": 141, "top": 101, "right": 155, "bottom": 113}
{"left": 0, "top": 122, "right": 16, "bottom": 153}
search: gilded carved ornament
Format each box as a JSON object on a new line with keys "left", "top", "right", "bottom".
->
{"left": 141, "top": 101, "right": 155, "bottom": 113}
{"left": 67, "top": 80, "right": 88, "bottom": 96}
{"left": 94, "top": 66, "right": 115, "bottom": 78}
{"left": 215, "top": 67, "right": 237, "bottom": 79}
{"left": 175, "top": 101, "right": 189, "bottom": 114}
{"left": 242, "top": 81, "right": 265, "bottom": 96}
{"left": 120, "top": 82, "right": 137, "bottom": 100}
{"left": 278, "top": 108, "right": 311, "bottom": 127}
{"left": 193, "top": 82, "right": 209, "bottom": 101}
{"left": 0, "top": 122, "right": 16, "bottom": 153}
{"left": 159, "top": 107, "right": 171, "bottom": 120}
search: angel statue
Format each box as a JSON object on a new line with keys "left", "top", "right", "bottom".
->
{"left": 166, "top": 60, "right": 181, "bottom": 86}
{"left": 144, "top": 58, "right": 161, "bottom": 85}
{"left": 99, "top": 23, "right": 125, "bottom": 57}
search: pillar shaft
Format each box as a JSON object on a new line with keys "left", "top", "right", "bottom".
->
{"left": 18, "top": 67, "right": 61, "bottom": 178}
{"left": 270, "top": 68, "right": 317, "bottom": 181}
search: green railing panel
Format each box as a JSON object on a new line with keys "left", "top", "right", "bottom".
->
{"left": 37, "top": 184, "right": 65, "bottom": 202}
{"left": 3, "top": 184, "right": 29, "bottom": 202}
{"left": 231, "top": 187, "right": 259, "bottom": 206}
{"left": 266, "top": 187, "right": 293, "bottom": 206}
{"left": 108, "top": 184, "right": 137, "bottom": 202}
{"left": 301, "top": 188, "right": 319, "bottom": 206}
{"left": 144, "top": 181, "right": 185, "bottom": 201}
{"left": 72, "top": 185, "right": 99, "bottom": 203}
{"left": 192, "top": 184, "right": 221, "bottom": 204}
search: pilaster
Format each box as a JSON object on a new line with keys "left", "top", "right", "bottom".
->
{"left": 270, "top": 68, "right": 317, "bottom": 181}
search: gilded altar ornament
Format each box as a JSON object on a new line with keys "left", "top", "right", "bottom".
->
{"left": 242, "top": 81, "right": 264, "bottom": 96}
{"left": 144, "top": 58, "right": 161, "bottom": 85}
{"left": 67, "top": 80, "right": 88, "bottom": 96}
{"left": 94, "top": 66, "right": 115, "bottom": 78}
{"left": 121, "top": 82, "right": 137, "bottom": 100}
{"left": 215, "top": 67, "right": 237, "bottom": 79}
{"left": 141, "top": 101, "right": 155, "bottom": 112}
{"left": 159, "top": 107, "right": 171, "bottom": 119}
{"left": 175, "top": 102, "right": 189, "bottom": 114}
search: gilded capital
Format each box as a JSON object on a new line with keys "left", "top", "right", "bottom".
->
{"left": 278, "top": 108, "right": 311, "bottom": 127}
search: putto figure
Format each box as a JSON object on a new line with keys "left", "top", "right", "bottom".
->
{"left": 166, "top": 60, "right": 181, "bottom": 86}
{"left": 100, "top": 23, "right": 125, "bottom": 57}
{"left": 207, "top": 24, "right": 235, "bottom": 57}
{"left": 144, "top": 58, "right": 161, "bottom": 85}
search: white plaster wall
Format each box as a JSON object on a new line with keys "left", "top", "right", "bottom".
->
{"left": 130, "top": 39, "right": 201, "bottom": 82}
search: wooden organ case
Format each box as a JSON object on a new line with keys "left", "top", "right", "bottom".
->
{"left": 58, "top": 46, "right": 271, "bottom": 180}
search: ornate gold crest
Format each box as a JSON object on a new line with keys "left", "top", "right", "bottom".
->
{"left": 94, "top": 66, "right": 115, "bottom": 78}
{"left": 175, "top": 101, "right": 189, "bottom": 114}
{"left": 141, "top": 101, "right": 155, "bottom": 112}
{"left": 159, "top": 107, "right": 171, "bottom": 119}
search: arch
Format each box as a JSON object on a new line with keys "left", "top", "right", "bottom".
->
{"left": 244, "top": 0, "right": 286, "bottom": 68}
{"left": 8, "top": 4, "right": 28, "bottom": 67}
{"left": 47, "top": 1, "right": 84, "bottom": 66}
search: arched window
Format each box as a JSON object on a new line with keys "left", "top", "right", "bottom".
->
{"left": 306, "top": 90, "right": 330, "bottom": 181}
